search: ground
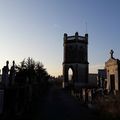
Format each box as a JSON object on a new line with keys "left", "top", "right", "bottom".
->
{"left": 28, "top": 85, "right": 100, "bottom": 120}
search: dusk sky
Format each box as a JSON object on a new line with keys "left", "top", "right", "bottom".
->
{"left": 0, "top": 0, "right": 120, "bottom": 76}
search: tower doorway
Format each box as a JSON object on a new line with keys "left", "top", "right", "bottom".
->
{"left": 68, "top": 68, "right": 73, "bottom": 82}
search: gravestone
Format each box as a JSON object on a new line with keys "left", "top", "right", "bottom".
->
{"left": 2, "top": 61, "right": 9, "bottom": 88}
{"left": 9, "top": 61, "right": 16, "bottom": 86}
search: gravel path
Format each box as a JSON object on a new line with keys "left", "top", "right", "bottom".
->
{"left": 32, "top": 86, "right": 99, "bottom": 120}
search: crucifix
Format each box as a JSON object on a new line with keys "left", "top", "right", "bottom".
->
{"left": 110, "top": 49, "right": 114, "bottom": 58}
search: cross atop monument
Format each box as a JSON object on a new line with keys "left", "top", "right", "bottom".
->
{"left": 110, "top": 49, "right": 114, "bottom": 58}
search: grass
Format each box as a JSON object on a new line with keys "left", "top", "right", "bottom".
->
{"left": 96, "top": 95, "right": 120, "bottom": 120}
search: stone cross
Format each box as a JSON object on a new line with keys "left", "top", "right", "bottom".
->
{"left": 110, "top": 49, "right": 114, "bottom": 58}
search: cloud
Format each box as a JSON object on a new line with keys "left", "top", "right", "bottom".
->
{"left": 53, "top": 24, "right": 61, "bottom": 29}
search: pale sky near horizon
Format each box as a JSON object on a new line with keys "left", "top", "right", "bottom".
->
{"left": 0, "top": 0, "right": 120, "bottom": 76}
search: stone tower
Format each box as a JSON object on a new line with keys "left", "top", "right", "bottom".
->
{"left": 63, "top": 32, "right": 89, "bottom": 88}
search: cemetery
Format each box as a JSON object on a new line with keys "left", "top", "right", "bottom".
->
{"left": 0, "top": 33, "right": 120, "bottom": 119}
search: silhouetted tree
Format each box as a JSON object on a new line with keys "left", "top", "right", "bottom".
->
{"left": 15, "top": 57, "right": 49, "bottom": 88}
{"left": 35, "top": 61, "right": 49, "bottom": 92}
{"left": 14, "top": 57, "right": 49, "bottom": 107}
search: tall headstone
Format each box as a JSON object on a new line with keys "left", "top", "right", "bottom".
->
{"left": 2, "top": 61, "right": 9, "bottom": 88}
{"left": 9, "top": 61, "right": 16, "bottom": 86}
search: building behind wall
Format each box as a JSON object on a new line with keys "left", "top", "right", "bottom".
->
{"left": 88, "top": 73, "right": 97, "bottom": 87}
{"left": 98, "top": 69, "right": 107, "bottom": 89}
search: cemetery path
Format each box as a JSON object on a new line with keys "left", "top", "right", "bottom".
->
{"left": 32, "top": 86, "right": 99, "bottom": 120}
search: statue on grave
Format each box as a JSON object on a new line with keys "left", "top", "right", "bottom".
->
{"left": 9, "top": 61, "right": 16, "bottom": 86}
{"left": 110, "top": 49, "right": 114, "bottom": 58}
{"left": 2, "top": 61, "right": 9, "bottom": 88}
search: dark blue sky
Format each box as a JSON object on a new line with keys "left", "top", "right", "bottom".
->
{"left": 0, "top": 0, "right": 120, "bottom": 76}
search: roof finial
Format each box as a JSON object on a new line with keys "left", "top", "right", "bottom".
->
{"left": 110, "top": 49, "right": 114, "bottom": 58}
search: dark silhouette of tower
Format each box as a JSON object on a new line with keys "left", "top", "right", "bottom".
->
{"left": 63, "top": 32, "right": 89, "bottom": 88}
